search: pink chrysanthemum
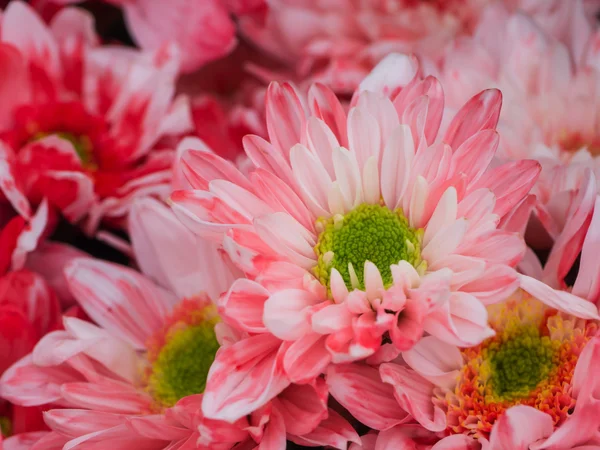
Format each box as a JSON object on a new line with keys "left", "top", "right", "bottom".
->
{"left": 0, "top": 199, "right": 357, "bottom": 449}
{"left": 169, "top": 54, "right": 540, "bottom": 423}
{"left": 330, "top": 288, "right": 600, "bottom": 450}
{"left": 328, "top": 184, "right": 600, "bottom": 449}
{"left": 0, "top": 1, "right": 192, "bottom": 236}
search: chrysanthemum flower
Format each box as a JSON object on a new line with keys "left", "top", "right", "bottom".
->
{"left": 333, "top": 288, "right": 600, "bottom": 449}
{"left": 328, "top": 190, "right": 600, "bottom": 448}
{"left": 170, "top": 54, "right": 541, "bottom": 422}
{"left": 0, "top": 1, "right": 192, "bottom": 236}
{"left": 436, "top": 1, "right": 600, "bottom": 245}
{"left": 0, "top": 199, "right": 354, "bottom": 449}
{"left": 238, "top": 0, "right": 493, "bottom": 94}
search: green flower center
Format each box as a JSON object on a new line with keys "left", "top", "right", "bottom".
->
{"left": 487, "top": 325, "right": 558, "bottom": 401}
{"left": 34, "top": 131, "right": 96, "bottom": 168}
{"left": 147, "top": 322, "right": 220, "bottom": 407}
{"left": 314, "top": 203, "right": 423, "bottom": 291}
{"left": 0, "top": 416, "right": 12, "bottom": 437}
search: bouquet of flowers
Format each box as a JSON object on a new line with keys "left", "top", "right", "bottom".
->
{"left": 1, "top": 1, "right": 600, "bottom": 449}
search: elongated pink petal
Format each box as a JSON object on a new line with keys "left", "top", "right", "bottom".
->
{"left": 283, "top": 333, "right": 331, "bottom": 384}
{"left": 545, "top": 171, "right": 596, "bottom": 289}
{"left": 327, "top": 364, "right": 409, "bottom": 430}
{"left": 308, "top": 83, "right": 348, "bottom": 147}
{"left": 288, "top": 409, "right": 360, "bottom": 449}
{"left": 129, "top": 198, "right": 235, "bottom": 300}
{"left": 520, "top": 275, "right": 600, "bottom": 320}
{"left": 275, "top": 381, "right": 328, "bottom": 436}
{"left": 444, "top": 89, "right": 502, "bottom": 150}
{"left": 487, "top": 406, "right": 553, "bottom": 450}
{"left": 402, "top": 336, "right": 463, "bottom": 390}
{"left": 64, "top": 258, "right": 179, "bottom": 349}
{"left": 44, "top": 409, "right": 127, "bottom": 437}
{"left": 263, "top": 289, "right": 322, "bottom": 340}
{"left": 219, "top": 279, "right": 269, "bottom": 333}
{"left": 265, "top": 82, "right": 307, "bottom": 161}
{"left": 379, "top": 363, "right": 446, "bottom": 432}
{"left": 61, "top": 380, "right": 153, "bottom": 413}
{"left": 202, "top": 334, "right": 290, "bottom": 422}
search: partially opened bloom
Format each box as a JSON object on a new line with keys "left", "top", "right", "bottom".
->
{"left": 0, "top": 1, "right": 192, "bottom": 236}
{"left": 170, "top": 54, "right": 541, "bottom": 422}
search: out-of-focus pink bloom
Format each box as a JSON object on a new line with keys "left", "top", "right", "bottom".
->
{"left": 435, "top": 1, "right": 600, "bottom": 247}
{"left": 239, "top": 0, "right": 492, "bottom": 94}
{"left": 169, "top": 54, "right": 540, "bottom": 423}
{"left": 52, "top": 0, "right": 246, "bottom": 74}
{"left": 0, "top": 1, "right": 192, "bottom": 237}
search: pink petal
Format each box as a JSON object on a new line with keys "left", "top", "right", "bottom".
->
{"left": 219, "top": 279, "right": 269, "bottom": 333}
{"left": 0, "top": 354, "right": 82, "bottom": 407}
{"left": 520, "top": 275, "right": 600, "bottom": 320}
{"left": 347, "top": 105, "right": 381, "bottom": 170}
{"left": 380, "top": 125, "right": 415, "bottom": 211}
{"left": 545, "top": 171, "right": 597, "bottom": 290}
{"left": 308, "top": 83, "right": 348, "bottom": 147}
{"left": 474, "top": 160, "right": 541, "bottom": 220}
{"left": 326, "top": 364, "right": 409, "bottom": 430}
{"left": 129, "top": 198, "right": 235, "bottom": 300}
{"left": 265, "top": 82, "right": 307, "bottom": 161}
{"left": 24, "top": 242, "right": 87, "bottom": 308}
{"left": 4, "top": 432, "right": 57, "bottom": 450}
{"left": 402, "top": 336, "right": 462, "bottom": 390}
{"left": 202, "top": 334, "right": 290, "bottom": 422}
{"left": 288, "top": 409, "right": 360, "bottom": 450}
{"left": 44, "top": 409, "right": 127, "bottom": 437}
{"left": 2, "top": 2, "right": 61, "bottom": 80}
{"left": 423, "top": 292, "right": 494, "bottom": 347}
{"left": 283, "top": 333, "right": 331, "bottom": 384}
{"left": 357, "top": 53, "right": 419, "bottom": 100}
{"left": 379, "top": 363, "right": 446, "bottom": 432}
{"left": 250, "top": 168, "right": 315, "bottom": 232}
{"left": 0, "top": 44, "right": 29, "bottom": 130}
{"left": 444, "top": 89, "right": 502, "bottom": 150}
{"left": 255, "top": 212, "right": 316, "bottom": 269}
{"left": 0, "top": 151, "right": 31, "bottom": 219}
{"left": 64, "top": 258, "right": 179, "bottom": 349}
{"left": 289, "top": 143, "right": 332, "bottom": 217}
{"left": 61, "top": 380, "right": 152, "bottom": 414}
{"left": 180, "top": 148, "right": 252, "bottom": 192}
{"left": 487, "top": 406, "right": 553, "bottom": 450}
{"left": 450, "top": 129, "right": 499, "bottom": 187}
{"left": 124, "top": 0, "right": 236, "bottom": 73}
{"left": 263, "top": 289, "right": 322, "bottom": 340}
{"left": 275, "top": 381, "right": 328, "bottom": 436}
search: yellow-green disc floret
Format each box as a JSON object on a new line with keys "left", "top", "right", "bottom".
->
{"left": 487, "top": 325, "right": 558, "bottom": 401}
{"left": 314, "top": 203, "right": 423, "bottom": 291}
{"left": 148, "top": 322, "right": 220, "bottom": 408}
